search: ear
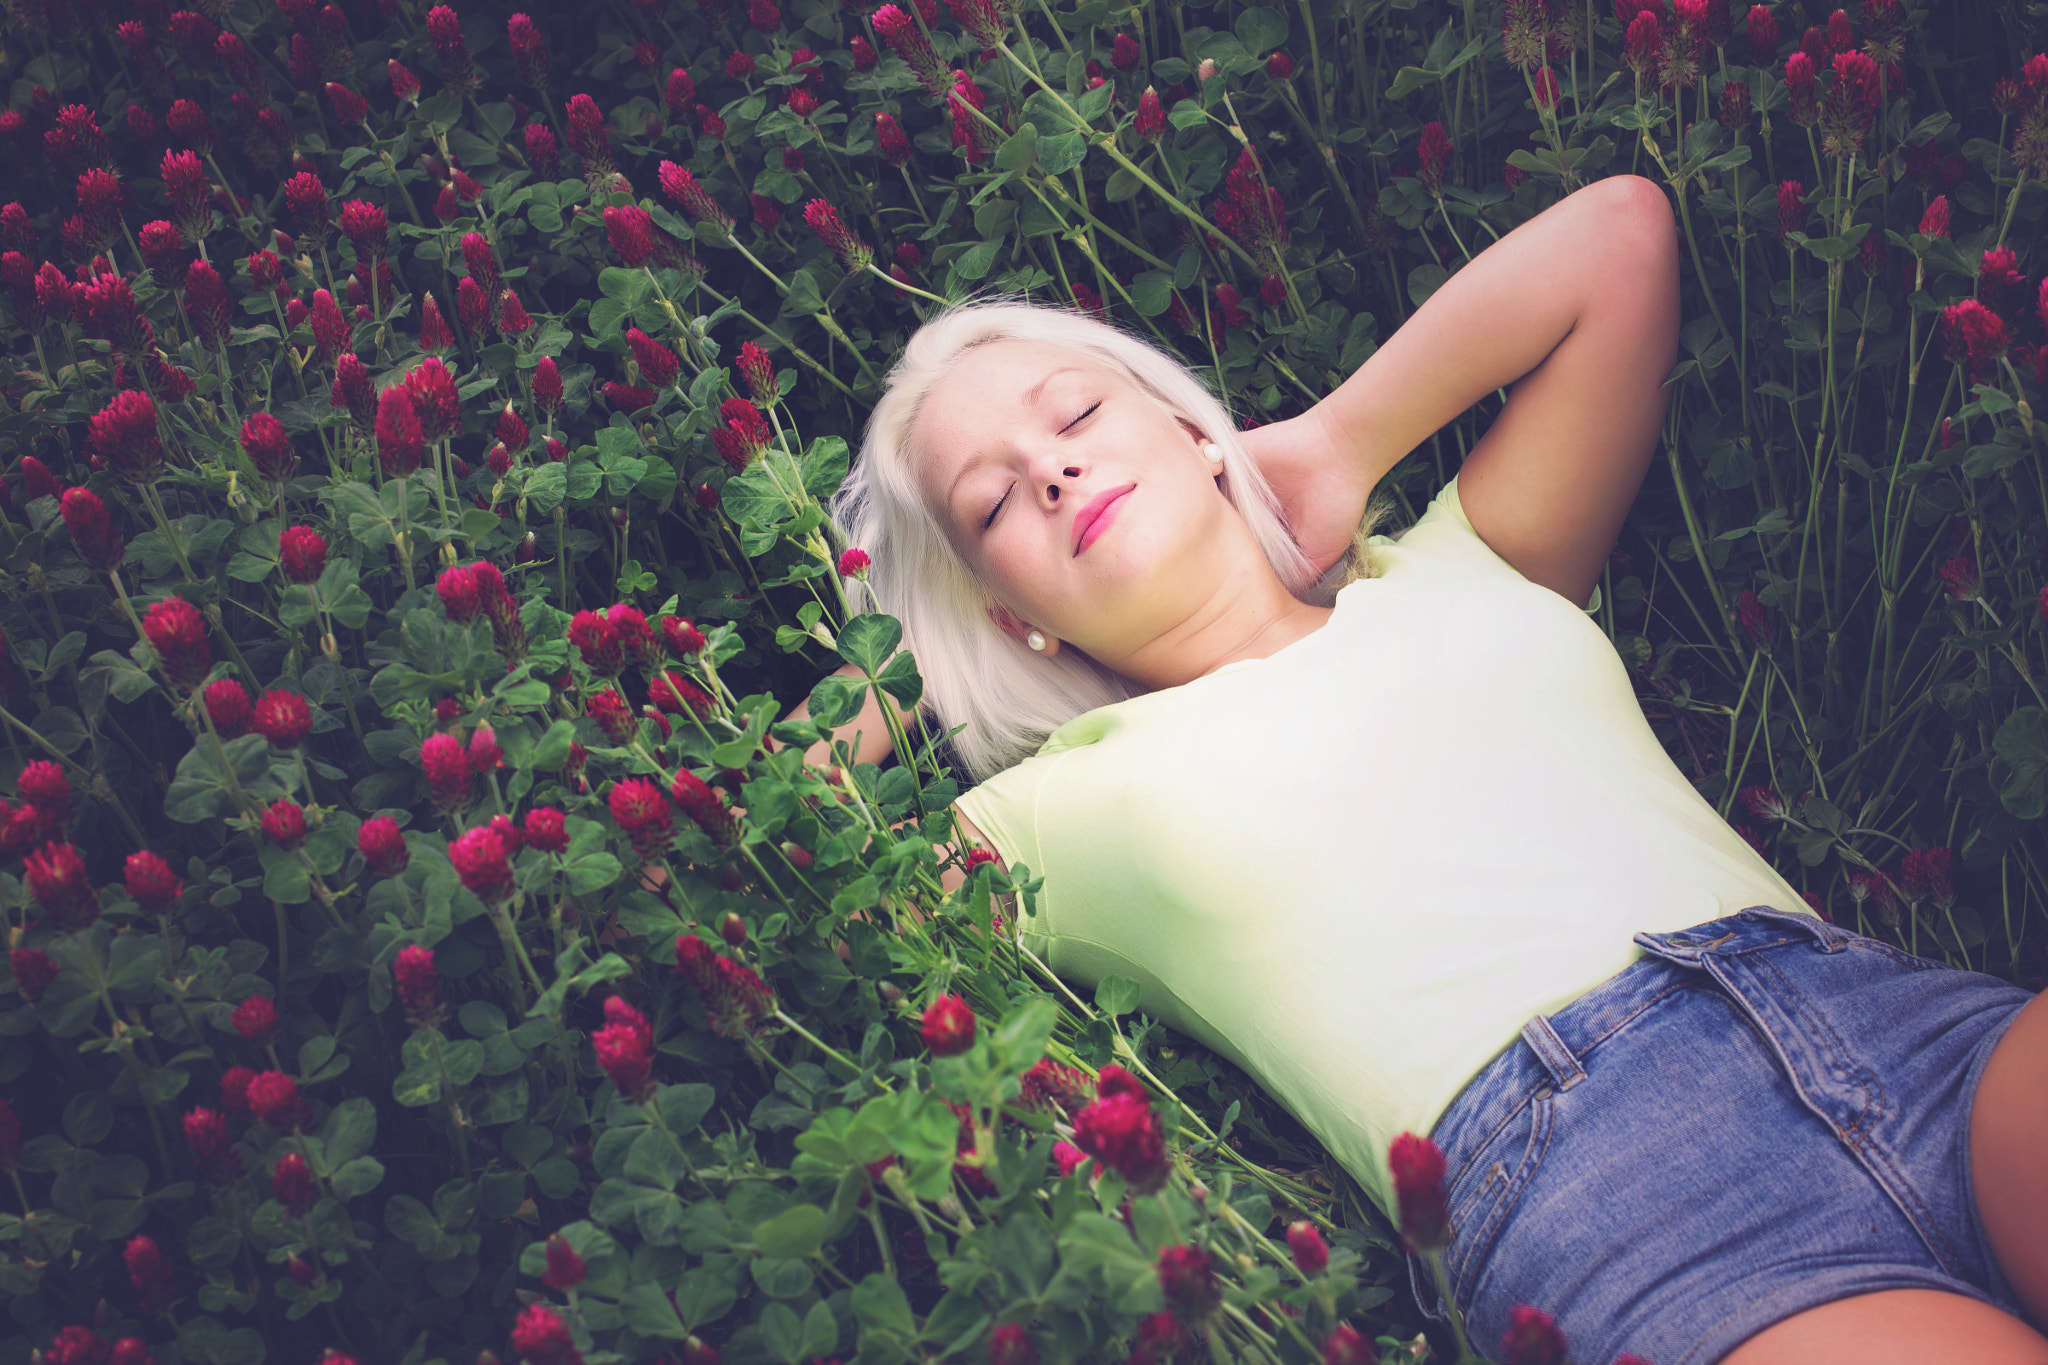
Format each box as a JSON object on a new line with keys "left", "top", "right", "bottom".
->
{"left": 1172, "top": 416, "right": 1210, "bottom": 447}
{"left": 984, "top": 604, "right": 1060, "bottom": 657}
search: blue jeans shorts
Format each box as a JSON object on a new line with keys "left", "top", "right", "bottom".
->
{"left": 1403, "top": 905, "right": 2040, "bottom": 1365}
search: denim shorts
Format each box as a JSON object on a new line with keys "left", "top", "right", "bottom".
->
{"left": 1403, "top": 905, "right": 2040, "bottom": 1365}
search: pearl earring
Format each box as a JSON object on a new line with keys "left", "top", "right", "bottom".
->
{"left": 1026, "top": 630, "right": 1046, "bottom": 652}
{"left": 1202, "top": 442, "right": 1224, "bottom": 466}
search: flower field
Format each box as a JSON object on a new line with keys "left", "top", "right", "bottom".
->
{"left": 0, "top": 0, "right": 2045, "bottom": 1362}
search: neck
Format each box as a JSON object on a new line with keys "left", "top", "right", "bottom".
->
{"left": 1102, "top": 571, "right": 1333, "bottom": 692}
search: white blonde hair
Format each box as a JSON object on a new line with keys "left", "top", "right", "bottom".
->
{"left": 828, "top": 296, "right": 1396, "bottom": 784}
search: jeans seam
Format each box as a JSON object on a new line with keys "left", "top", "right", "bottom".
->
{"left": 1449, "top": 1092, "right": 1555, "bottom": 1316}
{"left": 1738, "top": 948, "right": 1965, "bottom": 1276}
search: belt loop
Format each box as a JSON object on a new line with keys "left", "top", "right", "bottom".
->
{"left": 1519, "top": 1013, "right": 1586, "bottom": 1092}
{"left": 1738, "top": 902, "right": 1852, "bottom": 954}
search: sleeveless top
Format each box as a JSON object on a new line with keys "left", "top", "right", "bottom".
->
{"left": 953, "top": 474, "right": 1813, "bottom": 1222}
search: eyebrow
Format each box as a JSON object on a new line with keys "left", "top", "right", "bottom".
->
{"left": 943, "top": 367, "right": 1084, "bottom": 505}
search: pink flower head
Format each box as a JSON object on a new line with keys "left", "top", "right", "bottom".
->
{"left": 533, "top": 356, "right": 564, "bottom": 412}
{"left": 873, "top": 4, "right": 949, "bottom": 97}
{"left": 273, "top": 1150, "right": 316, "bottom": 1212}
{"left": 1135, "top": 87, "right": 1165, "bottom": 141}
{"left": 278, "top": 526, "right": 327, "bottom": 585}
{"left": 510, "top": 1302, "right": 582, "bottom": 1365}
{"left": 508, "top": 13, "right": 549, "bottom": 87}
{"left": 261, "top": 800, "right": 308, "bottom": 850}
{"left": 628, "top": 328, "right": 681, "bottom": 387}
{"left": 394, "top": 943, "right": 442, "bottom": 1025}
{"left": 426, "top": 4, "right": 478, "bottom": 94}
{"left": 233, "top": 993, "right": 280, "bottom": 1045}
{"left": 124, "top": 849, "right": 182, "bottom": 914}
{"left": 420, "top": 731, "right": 473, "bottom": 812}
{"left": 1215, "top": 148, "right": 1289, "bottom": 257}
{"left": 1070, "top": 1089, "right": 1168, "bottom": 1193}
{"left": 1388, "top": 1131, "right": 1449, "bottom": 1251}
{"left": 593, "top": 993, "right": 656, "bottom": 1098}
{"left": 183, "top": 260, "right": 231, "bottom": 350}
{"left": 587, "top": 688, "right": 637, "bottom": 745}
{"left": 1917, "top": 194, "right": 1950, "bottom": 240}
{"left": 523, "top": 807, "right": 568, "bottom": 852}
{"left": 673, "top": 934, "right": 776, "bottom": 1038}
{"left": 205, "top": 679, "right": 252, "bottom": 737}
{"left": 542, "top": 1232, "right": 585, "bottom": 1288}
{"left": 358, "top": 816, "right": 410, "bottom": 876}
{"left": 920, "top": 992, "right": 976, "bottom": 1056}
{"left": 604, "top": 205, "right": 655, "bottom": 266}
{"left": 143, "top": 596, "right": 211, "bottom": 689}
{"left": 449, "top": 825, "right": 513, "bottom": 901}
{"left": 609, "top": 777, "right": 674, "bottom": 859}
{"left": 254, "top": 689, "right": 312, "bottom": 748}
{"left": 247, "top": 1069, "right": 305, "bottom": 1130}
{"left": 89, "top": 390, "right": 164, "bottom": 485}
{"left": 376, "top": 387, "right": 424, "bottom": 477}
{"left": 240, "top": 411, "right": 294, "bottom": 483}
{"left": 1501, "top": 1305, "right": 1569, "bottom": 1365}
{"left": 60, "top": 488, "right": 127, "bottom": 572}
{"left": 404, "top": 357, "right": 461, "bottom": 442}
{"left": 1286, "top": 1219, "right": 1329, "bottom": 1277}
{"left": 1157, "top": 1243, "right": 1220, "bottom": 1324}
{"left": 25, "top": 843, "right": 102, "bottom": 927}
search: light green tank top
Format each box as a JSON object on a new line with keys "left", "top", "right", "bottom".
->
{"left": 955, "top": 474, "right": 1813, "bottom": 1223}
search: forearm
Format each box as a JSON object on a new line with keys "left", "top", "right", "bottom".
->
{"left": 1313, "top": 174, "right": 1672, "bottom": 479}
{"left": 773, "top": 662, "right": 921, "bottom": 771}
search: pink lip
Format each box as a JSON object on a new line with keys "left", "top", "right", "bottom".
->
{"left": 1072, "top": 484, "right": 1136, "bottom": 556}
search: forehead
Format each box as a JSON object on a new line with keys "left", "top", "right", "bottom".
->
{"left": 915, "top": 341, "right": 1101, "bottom": 461}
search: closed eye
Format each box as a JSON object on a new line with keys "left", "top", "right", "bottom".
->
{"left": 981, "top": 402, "right": 1102, "bottom": 530}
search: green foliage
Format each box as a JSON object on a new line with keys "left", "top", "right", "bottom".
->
{"left": 1, "top": 1, "right": 2045, "bottom": 1365}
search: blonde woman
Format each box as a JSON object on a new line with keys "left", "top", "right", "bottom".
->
{"left": 789, "top": 175, "right": 2048, "bottom": 1365}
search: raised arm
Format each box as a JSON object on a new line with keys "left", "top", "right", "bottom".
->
{"left": 1242, "top": 174, "right": 1676, "bottom": 587}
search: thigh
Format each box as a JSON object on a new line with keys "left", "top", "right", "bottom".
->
{"left": 1720, "top": 1288, "right": 2048, "bottom": 1365}
{"left": 1971, "top": 987, "right": 2048, "bottom": 1326}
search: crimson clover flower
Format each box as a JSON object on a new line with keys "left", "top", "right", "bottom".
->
{"left": 669, "top": 769, "right": 736, "bottom": 845}
{"left": 658, "top": 163, "right": 733, "bottom": 230}
{"left": 450, "top": 826, "right": 514, "bottom": 902}
{"left": 19, "top": 761, "right": 69, "bottom": 821}
{"left": 523, "top": 808, "right": 568, "bottom": 853}
{"left": 205, "top": 679, "right": 253, "bottom": 737}
{"left": 919, "top": 992, "right": 976, "bottom": 1056}
{"left": 420, "top": 732, "right": 473, "bottom": 812}
{"left": 89, "top": 391, "right": 164, "bottom": 486}
{"left": 232, "top": 993, "right": 280, "bottom": 1046}
{"left": 394, "top": 943, "right": 442, "bottom": 1026}
{"left": 358, "top": 816, "right": 410, "bottom": 876}
{"left": 124, "top": 1235, "right": 171, "bottom": 1291}
{"left": 662, "top": 616, "right": 707, "bottom": 658}
{"left": 1819, "top": 49, "right": 1880, "bottom": 158}
{"left": 608, "top": 777, "right": 674, "bottom": 860}
{"left": 376, "top": 387, "right": 424, "bottom": 476}
{"left": 240, "top": 412, "right": 294, "bottom": 483}
{"left": 143, "top": 597, "right": 210, "bottom": 689}
{"left": 542, "top": 1233, "right": 585, "bottom": 1289}
{"left": 1134, "top": 87, "right": 1165, "bottom": 141}
{"left": 248, "top": 1070, "right": 305, "bottom": 1130}
{"left": 872, "top": 4, "right": 949, "bottom": 97}
{"left": 627, "top": 328, "right": 680, "bottom": 387}
{"left": 261, "top": 800, "right": 307, "bottom": 850}
{"left": 1388, "top": 1131, "right": 1449, "bottom": 1251}
{"left": 1501, "top": 1305, "right": 1569, "bottom": 1365}
{"left": 12, "top": 947, "right": 58, "bottom": 1003}
{"left": 278, "top": 527, "right": 327, "bottom": 585}
{"left": 254, "top": 689, "right": 312, "bottom": 748}
{"left": 1157, "top": 1243, "right": 1220, "bottom": 1324}
{"left": 61, "top": 488, "right": 127, "bottom": 573}
{"left": 674, "top": 934, "right": 776, "bottom": 1038}
{"left": 183, "top": 258, "right": 231, "bottom": 351}
{"left": 604, "top": 205, "right": 655, "bottom": 266}
{"left": 1214, "top": 148, "right": 1288, "bottom": 258}
{"left": 1286, "top": 1220, "right": 1329, "bottom": 1276}
{"left": 508, "top": 13, "right": 549, "bottom": 87}
{"left": 1070, "top": 1087, "right": 1168, "bottom": 1194}
{"left": 587, "top": 688, "right": 637, "bottom": 745}
{"left": 593, "top": 993, "right": 656, "bottom": 1098}
{"left": 510, "top": 1302, "right": 582, "bottom": 1365}
{"left": 273, "top": 1150, "right": 316, "bottom": 1213}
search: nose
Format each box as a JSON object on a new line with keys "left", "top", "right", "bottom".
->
{"left": 1040, "top": 462, "right": 1084, "bottom": 504}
